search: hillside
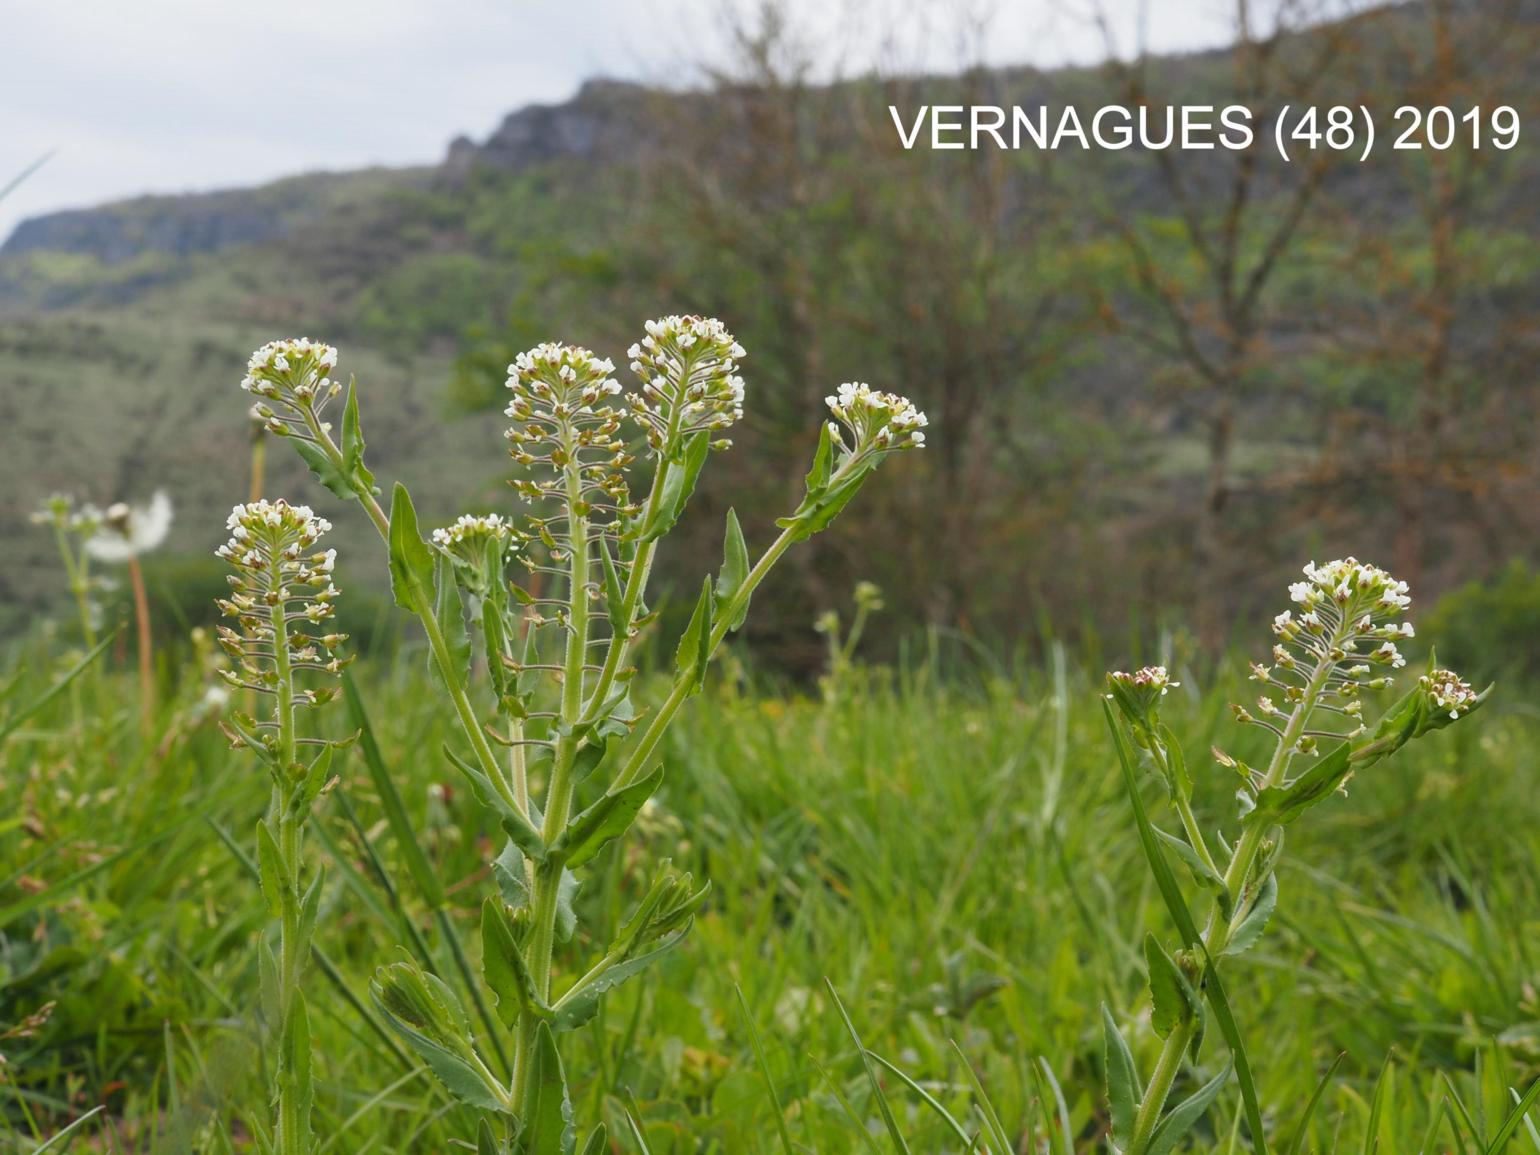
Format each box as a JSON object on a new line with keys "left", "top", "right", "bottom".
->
{"left": 2, "top": 1, "right": 1537, "bottom": 651}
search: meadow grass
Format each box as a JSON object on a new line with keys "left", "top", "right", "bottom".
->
{"left": 3, "top": 637, "right": 1537, "bottom": 1152}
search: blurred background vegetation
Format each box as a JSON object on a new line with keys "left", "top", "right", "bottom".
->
{"left": 1, "top": 0, "right": 1537, "bottom": 680}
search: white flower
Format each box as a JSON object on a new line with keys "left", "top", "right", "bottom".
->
{"left": 626, "top": 315, "right": 746, "bottom": 451}
{"left": 432, "top": 513, "right": 512, "bottom": 549}
{"left": 1420, "top": 668, "right": 1480, "bottom": 719}
{"left": 504, "top": 341, "right": 632, "bottom": 513}
{"left": 240, "top": 338, "right": 342, "bottom": 424}
{"left": 825, "top": 382, "right": 928, "bottom": 454}
{"left": 84, "top": 491, "right": 173, "bottom": 563}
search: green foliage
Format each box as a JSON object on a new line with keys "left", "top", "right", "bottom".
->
{"left": 3, "top": 641, "right": 1536, "bottom": 1151}
{"left": 1424, "top": 560, "right": 1540, "bottom": 680}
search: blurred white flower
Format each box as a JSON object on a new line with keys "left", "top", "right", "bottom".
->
{"left": 84, "top": 491, "right": 173, "bottom": 563}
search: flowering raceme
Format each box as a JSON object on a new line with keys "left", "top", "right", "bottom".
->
{"left": 626, "top": 314, "right": 746, "bottom": 451}
{"left": 1101, "top": 557, "right": 1489, "bottom": 1155}
{"left": 215, "top": 497, "right": 350, "bottom": 1155}
{"left": 215, "top": 500, "right": 347, "bottom": 714}
{"left": 218, "top": 316, "right": 927, "bottom": 1151}
{"left": 826, "top": 381, "right": 928, "bottom": 455}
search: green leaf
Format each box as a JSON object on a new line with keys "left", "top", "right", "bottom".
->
{"left": 549, "top": 926, "right": 690, "bottom": 1032}
{"left": 478, "top": 1118, "right": 502, "bottom": 1155}
{"left": 1223, "top": 872, "right": 1278, "bottom": 958}
{"left": 289, "top": 743, "right": 335, "bottom": 821}
{"left": 714, "top": 509, "right": 751, "bottom": 631}
{"left": 256, "top": 820, "right": 286, "bottom": 917}
{"left": 370, "top": 962, "right": 508, "bottom": 1114}
{"left": 1253, "top": 740, "right": 1354, "bottom": 826}
{"left": 1103, "top": 1004, "right": 1141, "bottom": 1144}
{"left": 673, "top": 578, "right": 714, "bottom": 691}
{"left": 388, "top": 483, "right": 437, "bottom": 614}
{"left": 442, "top": 744, "right": 547, "bottom": 862}
{"left": 571, "top": 736, "right": 609, "bottom": 785}
{"left": 1105, "top": 703, "right": 1269, "bottom": 1154}
{"left": 549, "top": 765, "right": 664, "bottom": 870}
{"left": 1154, "top": 827, "right": 1226, "bottom": 895}
{"left": 432, "top": 554, "right": 472, "bottom": 691}
{"left": 481, "top": 897, "right": 547, "bottom": 1029}
{"left": 777, "top": 465, "right": 875, "bottom": 541}
{"left": 494, "top": 839, "right": 532, "bottom": 912}
{"left": 1144, "top": 1061, "right": 1233, "bottom": 1155}
{"left": 641, "top": 431, "right": 710, "bottom": 542}
{"left": 293, "top": 438, "right": 354, "bottom": 499}
{"left": 521, "top": 1022, "right": 575, "bottom": 1155}
{"left": 1144, "top": 934, "right": 1200, "bottom": 1040}
{"left": 803, "top": 419, "right": 834, "bottom": 498}
{"left": 1159, "top": 725, "right": 1194, "bottom": 800}
{"left": 340, "top": 376, "right": 374, "bottom": 492}
{"left": 599, "top": 535, "right": 626, "bottom": 632}
{"left": 259, "top": 938, "right": 280, "bottom": 1029}
{"left": 579, "top": 1125, "right": 608, "bottom": 1155}
{"left": 282, "top": 990, "right": 315, "bottom": 1142}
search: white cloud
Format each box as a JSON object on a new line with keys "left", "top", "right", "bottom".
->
{"left": 0, "top": 0, "right": 1230, "bottom": 244}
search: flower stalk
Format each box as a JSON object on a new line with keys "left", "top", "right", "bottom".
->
{"left": 215, "top": 499, "right": 349, "bottom": 1155}
{"left": 234, "top": 322, "right": 926, "bottom": 1148}
{"left": 1105, "top": 559, "right": 1489, "bottom": 1155}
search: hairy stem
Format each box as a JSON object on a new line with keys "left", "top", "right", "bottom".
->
{"left": 1125, "top": 627, "right": 1344, "bottom": 1153}
{"left": 516, "top": 448, "right": 594, "bottom": 1115}
{"left": 268, "top": 560, "right": 310, "bottom": 1155}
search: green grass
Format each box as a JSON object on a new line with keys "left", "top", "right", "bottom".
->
{"left": 3, "top": 633, "right": 1538, "bottom": 1152}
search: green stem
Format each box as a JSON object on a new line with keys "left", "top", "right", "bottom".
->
{"left": 1125, "top": 628, "right": 1344, "bottom": 1154}
{"left": 578, "top": 456, "right": 672, "bottom": 725}
{"left": 610, "top": 520, "right": 802, "bottom": 792}
{"left": 53, "top": 529, "right": 97, "bottom": 651}
{"left": 515, "top": 448, "right": 596, "bottom": 1115}
{"left": 268, "top": 560, "right": 311, "bottom": 1155}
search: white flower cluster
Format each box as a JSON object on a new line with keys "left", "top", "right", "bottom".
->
{"left": 1243, "top": 558, "right": 1415, "bottom": 744}
{"left": 241, "top": 338, "right": 343, "bottom": 431}
{"left": 1272, "top": 557, "right": 1413, "bottom": 671}
{"left": 1420, "top": 668, "right": 1480, "bottom": 719}
{"left": 431, "top": 513, "right": 512, "bottom": 549}
{"left": 431, "top": 514, "right": 514, "bottom": 591}
{"left": 1105, "top": 664, "right": 1182, "bottom": 731}
{"left": 214, "top": 500, "right": 347, "bottom": 692}
{"left": 505, "top": 343, "right": 632, "bottom": 513}
{"left": 31, "top": 493, "right": 103, "bottom": 536}
{"left": 826, "top": 383, "right": 928, "bottom": 455}
{"left": 626, "top": 315, "right": 746, "bottom": 451}
{"left": 1109, "top": 665, "right": 1180, "bottom": 694}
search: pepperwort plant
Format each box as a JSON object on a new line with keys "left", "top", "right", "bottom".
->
{"left": 1102, "top": 559, "right": 1489, "bottom": 1154}
{"left": 214, "top": 499, "right": 349, "bottom": 1155}
{"left": 223, "top": 322, "right": 925, "bottom": 1151}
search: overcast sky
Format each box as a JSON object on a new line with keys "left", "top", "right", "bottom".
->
{"left": 1, "top": 0, "right": 1233, "bottom": 245}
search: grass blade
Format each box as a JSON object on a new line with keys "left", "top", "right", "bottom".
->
{"left": 866, "top": 1050, "right": 976, "bottom": 1148}
{"left": 31, "top": 1106, "right": 103, "bottom": 1153}
{"left": 735, "top": 984, "right": 798, "bottom": 1155}
{"left": 825, "top": 978, "right": 913, "bottom": 1154}
{"left": 1284, "top": 1052, "right": 1344, "bottom": 1155}
{"left": 0, "top": 628, "right": 119, "bottom": 743}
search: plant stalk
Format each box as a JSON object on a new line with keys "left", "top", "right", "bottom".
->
{"left": 1125, "top": 624, "right": 1344, "bottom": 1153}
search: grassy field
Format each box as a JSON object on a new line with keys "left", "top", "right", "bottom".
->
{"left": 3, "top": 624, "right": 1536, "bottom": 1153}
